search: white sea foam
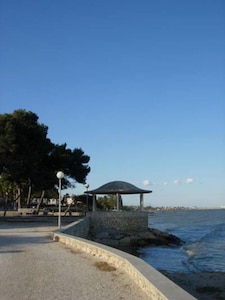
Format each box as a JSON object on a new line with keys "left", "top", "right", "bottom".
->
{"left": 139, "top": 209, "right": 225, "bottom": 273}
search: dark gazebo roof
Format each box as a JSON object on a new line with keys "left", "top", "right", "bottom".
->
{"left": 85, "top": 181, "right": 152, "bottom": 195}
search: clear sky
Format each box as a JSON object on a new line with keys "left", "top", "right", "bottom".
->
{"left": 1, "top": 0, "right": 225, "bottom": 208}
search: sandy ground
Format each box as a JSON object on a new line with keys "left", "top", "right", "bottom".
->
{"left": 162, "top": 271, "right": 225, "bottom": 300}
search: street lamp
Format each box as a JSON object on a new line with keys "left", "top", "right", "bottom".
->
{"left": 56, "top": 171, "right": 64, "bottom": 228}
{"left": 85, "top": 183, "right": 89, "bottom": 213}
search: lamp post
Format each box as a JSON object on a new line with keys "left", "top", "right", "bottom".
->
{"left": 85, "top": 183, "right": 89, "bottom": 213}
{"left": 56, "top": 171, "right": 64, "bottom": 228}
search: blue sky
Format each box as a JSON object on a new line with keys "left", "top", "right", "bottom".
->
{"left": 1, "top": 0, "right": 224, "bottom": 207}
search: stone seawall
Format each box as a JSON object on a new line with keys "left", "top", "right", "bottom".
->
{"left": 62, "top": 211, "right": 182, "bottom": 254}
{"left": 62, "top": 216, "right": 90, "bottom": 238}
{"left": 89, "top": 211, "right": 148, "bottom": 232}
{"left": 54, "top": 214, "right": 196, "bottom": 300}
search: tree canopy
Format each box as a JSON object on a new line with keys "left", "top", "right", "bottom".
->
{"left": 0, "top": 109, "right": 90, "bottom": 207}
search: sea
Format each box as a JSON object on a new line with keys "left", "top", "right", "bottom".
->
{"left": 138, "top": 209, "right": 225, "bottom": 273}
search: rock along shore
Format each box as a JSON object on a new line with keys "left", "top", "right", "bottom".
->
{"left": 89, "top": 227, "right": 183, "bottom": 255}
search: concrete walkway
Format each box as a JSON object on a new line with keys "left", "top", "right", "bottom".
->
{"left": 0, "top": 221, "right": 150, "bottom": 300}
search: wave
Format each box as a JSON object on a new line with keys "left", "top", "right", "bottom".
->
{"left": 144, "top": 210, "right": 225, "bottom": 273}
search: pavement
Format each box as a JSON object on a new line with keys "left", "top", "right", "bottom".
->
{"left": 0, "top": 220, "right": 151, "bottom": 300}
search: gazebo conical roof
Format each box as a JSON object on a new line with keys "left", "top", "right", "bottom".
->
{"left": 85, "top": 181, "right": 152, "bottom": 195}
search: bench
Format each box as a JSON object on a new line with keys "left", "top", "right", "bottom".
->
{"left": 18, "top": 208, "right": 37, "bottom": 215}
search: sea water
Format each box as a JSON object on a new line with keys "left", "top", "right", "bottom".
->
{"left": 138, "top": 209, "right": 225, "bottom": 273}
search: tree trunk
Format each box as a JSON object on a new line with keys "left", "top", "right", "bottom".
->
{"left": 36, "top": 190, "right": 45, "bottom": 215}
{"left": 17, "top": 187, "right": 21, "bottom": 209}
{"left": 3, "top": 196, "right": 8, "bottom": 217}
{"left": 64, "top": 203, "right": 72, "bottom": 216}
{"left": 27, "top": 183, "right": 32, "bottom": 206}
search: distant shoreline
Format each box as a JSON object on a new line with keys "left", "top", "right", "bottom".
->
{"left": 146, "top": 207, "right": 225, "bottom": 211}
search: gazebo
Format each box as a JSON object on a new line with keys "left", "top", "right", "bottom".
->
{"left": 84, "top": 180, "right": 152, "bottom": 211}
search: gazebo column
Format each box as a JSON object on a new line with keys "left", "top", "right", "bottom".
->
{"left": 140, "top": 193, "right": 144, "bottom": 211}
{"left": 92, "top": 194, "right": 96, "bottom": 212}
{"left": 116, "top": 193, "right": 120, "bottom": 211}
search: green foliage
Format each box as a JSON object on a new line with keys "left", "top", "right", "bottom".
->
{"left": 0, "top": 109, "right": 51, "bottom": 185}
{"left": 97, "top": 194, "right": 123, "bottom": 210}
{"left": 0, "top": 177, "right": 16, "bottom": 199}
{"left": 49, "top": 144, "right": 90, "bottom": 185}
{"left": 0, "top": 109, "right": 91, "bottom": 205}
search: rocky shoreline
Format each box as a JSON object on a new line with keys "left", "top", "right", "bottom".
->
{"left": 89, "top": 227, "right": 183, "bottom": 255}
{"left": 90, "top": 227, "right": 225, "bottom": 299}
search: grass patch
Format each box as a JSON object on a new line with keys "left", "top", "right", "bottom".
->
{"left": 94, "top": 261, "right": 116, "bottom": 272}
{"left": 196, "top": 286, "right": 222, "bottom": 294}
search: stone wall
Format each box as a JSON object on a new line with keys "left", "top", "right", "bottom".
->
{"left": 89, "top": 211, "right": 149, "bottom": 232}
{"left": 52, "top": 231, "right": 196, "bottom": 300}
{"left": 63, "top": 217, "right": 90, "bottom": 238}
{"left": 62, "top": 212, "right": 182, "bottom": 250}
{"left": 55, "top": 212, "right": 195, "bottom": 299}
{"left": 63, "top": 212, "right": 149, "bottom": 240}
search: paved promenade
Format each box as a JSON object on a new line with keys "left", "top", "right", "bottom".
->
{"left": 0, "top": 221, "right": 150, "bottom": 300}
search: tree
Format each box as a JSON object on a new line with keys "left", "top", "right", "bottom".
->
{"left": 97, "top": 194, "right": 123, "bottom": 210}
{"left": 0, "top": 109, "right": 53, "bottom": 208}
{"left": 0, "top": 109, "right": 91, "bottom": 211}
{"left": 49, "top": 144, "right": 90, "bottom": 186}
